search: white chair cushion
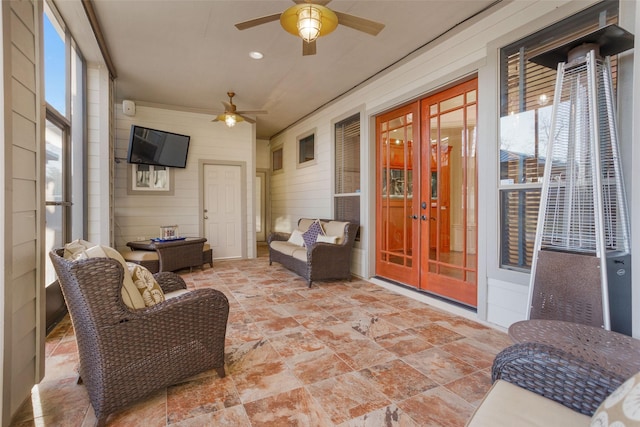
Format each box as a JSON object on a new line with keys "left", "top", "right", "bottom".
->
{"left": 466, "top": 380, "right": 590, "bottom": 427}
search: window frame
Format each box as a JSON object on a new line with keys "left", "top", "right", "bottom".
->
{"left": 296, "top": 130, "right": 317, "bottom": 168}
{"left": 271, "top": 145, "right": 284, "bottom": 174}
{"left": 333, "top": 113, "right": 361, "bottom": 240}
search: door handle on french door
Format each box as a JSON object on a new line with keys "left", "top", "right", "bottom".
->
{"left": 409, "top": 215, "right": 418, "bottom": 220}
{"left": 421, "top": 215, "right": 427, "bottom": 220}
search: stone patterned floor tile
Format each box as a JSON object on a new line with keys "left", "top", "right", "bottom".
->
{"left": 244, "top": 387, "right": 334, "bottom": 426}
{"left": 358, "top": 359, "right": 439, "bottom": 402}
{"left": 22, "top": 254, "right": 511, "bottom": 427}
{"left": 403, "top": 347, "right": 477, "bottom": 385}
{"left": 307, "top": 372, "right": 392, "bottom": 424}
{"left": 397, "top": 387, "right": 475, "bottom": 427}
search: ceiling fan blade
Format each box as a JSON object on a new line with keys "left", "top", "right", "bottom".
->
{"left": 303, "top": 40, "right": 316, "bottom": 56}
{"left": 235, "top": 13, "right": 281, "bottom": 30}
{"left": 334, "top": 11, "right": 385, "bottom": 36}
{"left": 238, "top": 114, "right": 256, "bottom": 124}
{"left": 236, "top": 110, "right": 268, "bottom": 115}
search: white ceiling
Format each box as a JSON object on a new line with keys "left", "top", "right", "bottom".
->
{"left": 61, "top": 0, "right": 499, "bottom": 139}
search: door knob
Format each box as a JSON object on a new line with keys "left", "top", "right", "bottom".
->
{"left": 410, "top": 215, "right": 418, "bottom": 220}
{"left": 421, "top": 215, "right": 427, "bottom": 220}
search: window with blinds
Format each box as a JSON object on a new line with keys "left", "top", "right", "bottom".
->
{"left": 335, "top": 114, "right": 360, "bottom": 226}
{"left": 499, "top": 1, "right": 618, "bottom": 270}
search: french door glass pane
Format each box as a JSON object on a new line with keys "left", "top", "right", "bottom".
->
{"left": 380, "top": 114, "right": 413, "bottom": 267}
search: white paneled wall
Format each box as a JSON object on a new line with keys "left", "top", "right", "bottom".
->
{"left": 86, "top": 66, "right": 111, "bottom": 245}
{"left": 113, "top": 104, "right": 256, "bottom": 257}
{"left": 268, "top": 0, "right": 611, "bottom": 328}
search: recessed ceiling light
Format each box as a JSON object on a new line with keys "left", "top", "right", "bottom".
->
{"left": 249, "top": 51, "right": 264, "bottom": 60}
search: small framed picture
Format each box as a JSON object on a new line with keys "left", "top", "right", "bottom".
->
{"left": 127, "top": 164, "right": 175, "bottom": 195}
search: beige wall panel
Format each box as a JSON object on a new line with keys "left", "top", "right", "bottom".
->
{"left": 11, "top": 46, "right": 35, "bottom": 91}
{"left": 11, "top": 272, "right": 37, "bottom": 310}
{"left": 10, "top": 11, "right": 35, "bottom": 59}
{"left": 12, "top": 146, "right": 36, "bottom": 180}
{"left": 10, "top": 0, "right": 34, "bottom": 29}
{"left": 12, "top": 112, "right": 36, "bottom": 151}
{"left": 10, "top": 358, "right": 35, "bottom": 417}
{"left": 12, "top": 241, "right": 37, "bottom": 279}
{"left": 12, "top": 178, "right": 36, "bottom": 211}
{"left": 13, "top": 211, "right": 37, "bottom": 245}
{"left": 11, "top": 78, "right": 36, "bottom": 122}
{"left": 12, "top": 330, "right": 36, "bottom": 369}
{"left": 12, "top": 301, "right": 36, "bottom": 342}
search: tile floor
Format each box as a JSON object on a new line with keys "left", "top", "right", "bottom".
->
{"left": 12, "top": 250, "right": 512, "bottom": 426}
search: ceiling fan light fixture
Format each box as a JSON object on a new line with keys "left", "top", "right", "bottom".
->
{"left": 297, "top": 5, "right": 322, "bottom": 43}
{"left": 280, "top": 4, "right": 338, "bottom": 41}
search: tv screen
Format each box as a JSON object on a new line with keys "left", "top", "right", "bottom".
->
{"left": 127, "top": 125, "right": 190, "bottom": 168}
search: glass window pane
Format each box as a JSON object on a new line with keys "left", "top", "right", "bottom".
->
{"left": 440, "top": 94, "right": 463, "bottom": 111}
{"left": 45, "top": 120, "right": 65, "bottom": 286}
{"left": 500, "top": 188, "right": 541, "bottom": 269}
{"left": 44, "top": 12, "right": 66, "bottom": 116}
{"left": 298, "top": 134, "right": 315, "bottom": 163}
{"left": 272, "top": 148, "right": 283, "bottom": 171}
{"left": 335, "top": 115, "right": 360, "bottom": 195}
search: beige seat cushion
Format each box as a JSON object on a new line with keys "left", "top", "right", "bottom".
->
{"left": 466, "top": 380, "right": 590, "bottom": 427}
{"left": 121, "top": 250, "right": 159, "bottom": 262}
{"left": 323, "top": 221, "right": 348, "bottom": 244}
{"left": 270, "top": 240, "right": 302, "bottom": 257}
{"left": 291, "top": 247, "right": 308, "bottom": 262}
{"left": 297, "top": 219, "right": 317, "bottom": 232}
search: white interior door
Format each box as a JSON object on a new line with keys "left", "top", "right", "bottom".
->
{"left": 204, "top": 164, "right": 243, "bottom": 259}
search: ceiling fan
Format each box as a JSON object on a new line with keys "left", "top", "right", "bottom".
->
{"left": 235, "top": 0, "right": 385, "bottom": 56}
{"left": 212, "top": 92, "right": 267, "bottom": 127}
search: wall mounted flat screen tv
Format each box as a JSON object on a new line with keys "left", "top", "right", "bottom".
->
{"left": 127, "top": 125, "right": 190, "bottom": 168}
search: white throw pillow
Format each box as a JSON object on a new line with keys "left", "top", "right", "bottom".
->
{"left": 287, "top": 229, "right": 305, "bottom": 246}
{"left": 316, "top": 234, "right": 338, "bottom": 244}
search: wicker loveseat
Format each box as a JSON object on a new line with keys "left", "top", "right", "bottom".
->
{"left": 268, "top": 218, "right": 358, "bottom": 287}
{"left": 49, "top": 247, "right": 229, "bottom": 426}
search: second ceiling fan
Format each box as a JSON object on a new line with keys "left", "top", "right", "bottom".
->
{"left": 235, "top": 0, "right": 385, "bottom": 56}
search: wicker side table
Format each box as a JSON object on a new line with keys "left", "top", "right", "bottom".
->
{"left": 508, "top": 319, "right": 640, "bottom": 379}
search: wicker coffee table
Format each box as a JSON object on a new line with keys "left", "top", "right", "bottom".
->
{"left": 127, "top": 237, "right": 207, "bottom": 272}
{"left": 508, "top": 319, "right": 640, "bottom": 379}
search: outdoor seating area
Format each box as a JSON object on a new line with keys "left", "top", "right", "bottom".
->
{"left": 17, "top": 253, "right": 514, "bottom": 426}
{"left": 267, "top": 218, "right": 359, "bottom": 287}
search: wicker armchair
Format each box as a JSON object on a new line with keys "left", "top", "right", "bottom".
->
{"left": 49, "top": 248, "right": 229, "bottom": 426}
{"left": 492, "top": 342, "right": 629, "bottom": 416}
